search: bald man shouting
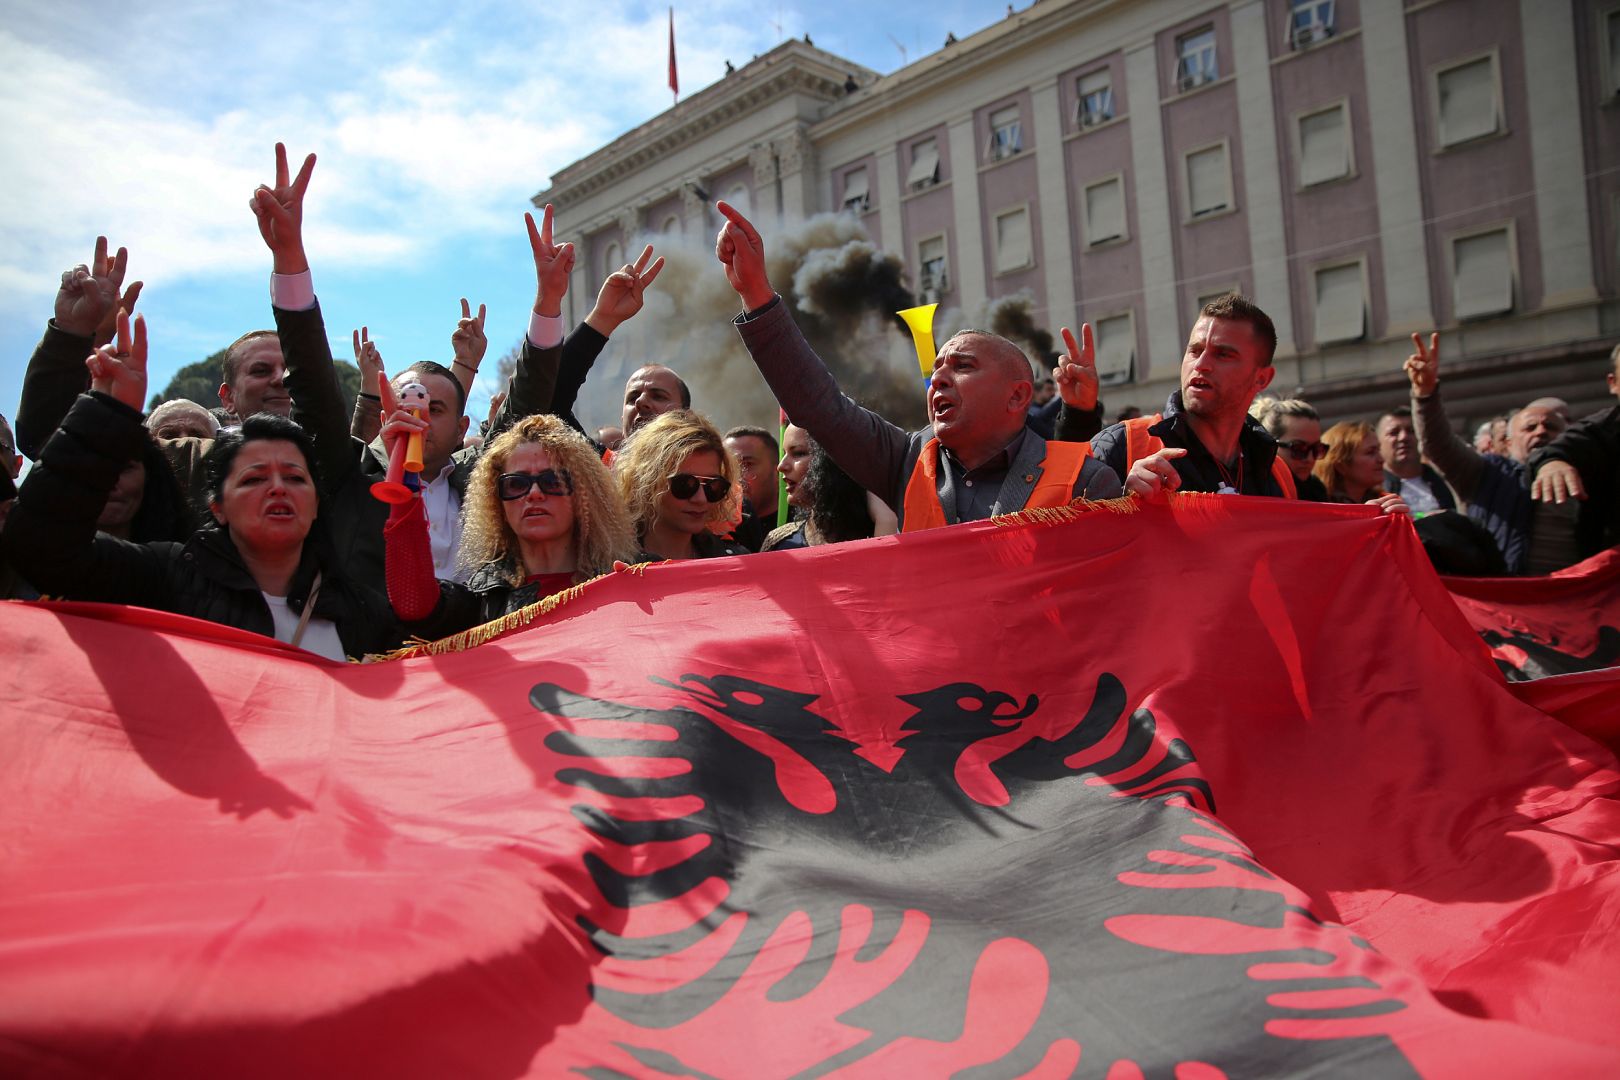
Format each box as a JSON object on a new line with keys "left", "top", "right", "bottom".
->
{"left": 715, "top": 203, "right": 1120, "bottom": 531}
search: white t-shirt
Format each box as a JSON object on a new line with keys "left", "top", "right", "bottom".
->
{"left": 1398, "top": 474, "right": 1443, "bottom": 515}
{"left": 262, "top": 593, "right": 346, "bottom": 662}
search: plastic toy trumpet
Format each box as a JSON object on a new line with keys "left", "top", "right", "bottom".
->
{"left": 370, "top": 377, "right": 430, "bottom": 505}
{"left": 897, "top": 303, "right": 938, "bottom": 378}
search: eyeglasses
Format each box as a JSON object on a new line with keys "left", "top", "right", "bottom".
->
{"left": 497, "top": 469, "right": 574, "bottom": 500}
{"left": 666, "top": 473, "right": 729, "bottom": 502}
{"left": 1276, "top": 440, "right": 1329, "bottom": 461}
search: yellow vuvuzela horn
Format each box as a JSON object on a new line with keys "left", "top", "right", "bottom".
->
{"left": 896, "top": 303, "right": 938, "bottom": 378}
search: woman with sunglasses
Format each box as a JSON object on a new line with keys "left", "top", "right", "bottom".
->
{"left": 1251, "top": 397, "right": 1329, "bottom": 502}
{"left": 384, "top": 412, "right": 636, "bottom": 639}
{"left": 614, "top": 410, "right": 747, "bottom": 561}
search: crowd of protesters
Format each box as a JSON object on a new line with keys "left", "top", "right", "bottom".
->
{"left": 2, "top": 143, "right": 1617, "bottom": 660}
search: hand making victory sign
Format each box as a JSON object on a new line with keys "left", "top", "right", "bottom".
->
{"left": 1054, "top": 323, "right": 1099, "bottom": 412}
{"left": 525, "top": 203, "right": 574, "bottom": 318}
{"left": 587, "top": 244, "right": 666, "bottom": 337}
{"left": 250, "top": 142, "right": 317, "bottom": 275}
{"left": 1404, "top": 332, "right": 1440, "bottom": 399}
{"left": 57, "top": 236, "right": 143, "bottom": 348}
{"left": 451, "top": 297, "right": 488, "bottom": 395}
{"left": 86, "top": 309, "right": 148, "bottom": 413}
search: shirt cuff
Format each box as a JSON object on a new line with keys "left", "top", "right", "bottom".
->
{"left": 527, "top": 311, "right": 563, "bottom": 350}
{"left": 270, "top": 271, "right": 316, "bottom": 311}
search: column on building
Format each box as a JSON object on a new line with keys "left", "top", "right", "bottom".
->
{"left": 1359, "top": 0, "right": 1434, "bottom": 336}
{"left": 1030, "top": 75, "right": 1078, "bottom": 336}
{"left": 1520, "top": 0, "right": 1597, "bottom": 309}
{"left": 1230, "top": 0, "right": 1296, "bottom": 358}
{"left": 774, "top": 128, "right": 818, "bottom": 223}
{"left": 946, "top": 117, "right": 988, "bottom": 308}
{"left": 1123, "top": 37, "right": 1178, "bottom": 381}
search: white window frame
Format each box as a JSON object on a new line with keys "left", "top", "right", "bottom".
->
{"left": 1447, "top": 221, "right": 1518, "bottom": 322}
{"left": 1311, "top": 257, "right": 1368, "bottom": 346}
{"left": 993, "top": 203, "right": 1035, "bottom": 274}
{"left": 1075, "top": 69, "right": 1116, "bottom": 128}
{"left": 1175, "top": 27, "right": 1219, "bottom": 92}
{"left": 1092, "top": 310, "right": 1137, "bottom": 387}
{"left": 1286, "top": 0, "right": 1336, "bottom": 50}
{"left": 1602, "top": 5, "right": 1620, "bottom": 99}
{"left": 1183, "top": 139, "right": 1235, "bottom": 221}
{"left": 907, "top": 136, "right": 941, "bottom": 191}
{"left": 1430, "top": 50, "right": 1505, "bottom": 150}
{"left": 1082, "top": 173, "right": 1129, "bottom": 248}
{"left": 841, "top": 166, "right": 871, "bottom": 214}
{"left": 1292, "top": 98, "right": 1355, "bottom": 189}
{"left": 916, "top": 232, "right": 950, "bottom": 299}
{"left": 985, "top": 105, "right": 1024, "bottom": 161}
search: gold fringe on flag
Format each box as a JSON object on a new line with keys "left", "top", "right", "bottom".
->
{"left": 990, "top": 493, "right": 1140, "bottom": 529}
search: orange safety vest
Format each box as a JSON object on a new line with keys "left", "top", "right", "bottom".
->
{"left": 901, "top": 438, "right": 1092, "bottom": 533}
{"left": 1121, "top": 415, "right": 1296, "bottom": 499}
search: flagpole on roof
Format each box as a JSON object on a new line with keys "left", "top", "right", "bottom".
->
{"left": 668, "top": 7, "right": 679, "bottom": 105}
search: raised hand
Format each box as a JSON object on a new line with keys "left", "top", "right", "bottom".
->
{"left": 250, "top": 142, "right": 317, "bottom": 274}
{"left": 451, "top": 297, "right": 488, "bottom": 391}
{"left": 1404, "top": 332, "right": 1440, "bottom": 398}
{"left": 715, "top": 200, "right": 773, "bottom": 310}
{"left": 525, "top": 204, "right": 575, "bottom": 317}
{"left": 85, "top": 309, "right": 148, "bottom": 412}
{"left": 353, "top": 326, "right": 385, "bottom": 388}
{"left": 1125, "top": 447, "right": 1186, "bottom": 499}
{"left": 1531, "top": 460, "right": 1587, "bottom": 504}
{"left": 588, "top": 244, "right": 666, "bottom": 336}
{"left": 92, "top": 280, "right": 144, "bottom": 349}
{"left": 56, "top": 236, "right": 134, "bottom": 339}
{"left": 484, "top": 389, "right": 507, "bottom": 432}
{"left": 1053, "top": 324, "right": 1099, "bottom": 411}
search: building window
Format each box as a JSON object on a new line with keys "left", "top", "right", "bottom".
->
{"left": 1076, "top": 70, "right": 1114, "bottom": 128}
{"left": 1184, "top": 143, "right": 1232, "bottom": 218}
{"left": 917, "top": 234, "right": 949, "bottom": 298}
{"left": 1175, "top": 27, "right": 1218, "bottom": 91}
{"left": 1313, "top": 261, "right": 1366, "bottom": 345}
{"left": 1083, "top": 176, "right": 1127, "bottom": 246}
{"left": 841, "top": 167, "right": 870, "bottom": 213}
{"left": 1094, "top": 312, "right": 1136, "bottom": 386}
{"left": 1451, "top": 227, "right": 1513, "bottom": 320}
{"left": 994, "top": 206, "right": 1033, "bottom": 272}
{"left": 725, "top": 183, "right": 751, "bottom": 215}
{"left": 907, "top": 137, "right": 941, "bottom": 191}
{"left": 602, "top": 241, "right": 622, "bottom": 278}
{"left": 1434, "top": 54, "right": 1502, "bottom": 148}
{"left": 1289, "top": 0, "right": 1335, "bottom": 49}
{"left": 1297, "top": 102, "right": 1350, "bottom": 187}
{"left": 986, "top": 106, "right": 1023, "bottom": 161}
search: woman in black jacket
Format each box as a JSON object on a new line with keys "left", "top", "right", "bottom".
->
{"left": 2, "top": 313, "right": 399, "bottom": 661}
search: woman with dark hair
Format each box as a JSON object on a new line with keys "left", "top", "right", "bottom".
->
{"left": 762, "top": 425, "right": 898, "bottom": 551}
{"left": 2, "top": 313, "right": 398, "bottom": 660}
{"left": 384, "top": 412, "right": 638, "bottom": 640}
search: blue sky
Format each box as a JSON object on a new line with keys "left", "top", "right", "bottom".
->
{"left": 0, "top": 0, "right": 1013, "bottom": 449}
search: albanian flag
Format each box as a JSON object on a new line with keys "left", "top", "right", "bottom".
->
{"left": 2, "top": 496, "right": 1619, "bottom": 1078}
{"left": 1444, "top": 546, "right": 1620, "bottom": 682}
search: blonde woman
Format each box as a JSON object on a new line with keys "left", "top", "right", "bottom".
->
{"left": 384, "top": 413, "right": 636, "bottom": 638}
{"left": 614, "top": 410, "right": 748, "bottom": 560}
{"left": 1314, "top": 421, "right": 1409, "bottom": 515}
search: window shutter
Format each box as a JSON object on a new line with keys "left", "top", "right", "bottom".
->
{"left": 1095, "top": 314, "right": 1135, "bottom": 385}
{"left": 1314, "top": 263, "right": 1365, "bottom": 344}
{"left": 1439, "top": 58, "right": 1497, "bottom": 145}
{"left": 1086, "top": 179, "right": 1124, "bottom": 243}
{"left": 1453, "top": 230, "right": 1512, "bottom": 319}
{"left": 996, "top": 209, "right": 1032, "bottom": 272}
{"left": 1299, "top": 106, "right": 1348, "bottom": 186}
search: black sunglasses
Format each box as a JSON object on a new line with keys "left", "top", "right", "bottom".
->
{"left": 497, "top": 469, "right": 574, "bottom": 500}
{"left": 1276, "top": 439, "right": 1329, "bottom": 461}
{"left": 667, "top": 473, "right": 729, "bottom": 502}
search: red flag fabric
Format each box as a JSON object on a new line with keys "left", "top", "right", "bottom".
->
{"left": 667, "top": 7, "right": 678, "bottom": 100}
{"left": 3, "top": 496, "right": 1619, "bottom": 1077}
{"left": 1443, "top": 546, "right": 1620, "bottom": 682}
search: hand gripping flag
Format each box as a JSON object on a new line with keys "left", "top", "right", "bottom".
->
{"left": 2, "top": 496, "right": 1618, "bottom": 1078}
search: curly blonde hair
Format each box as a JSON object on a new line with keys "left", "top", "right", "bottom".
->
{"left": 613, "top": 410, "right": 740, "bottom": 541}
{"left": 459, "top": 414, "right": 636, "bottom": 585}
{"left": 1313, "top": 420, "right": 1384, "bottom": 501}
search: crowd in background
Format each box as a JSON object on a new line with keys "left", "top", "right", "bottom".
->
{"left": 2, "top": 142, "right": 1617, "bottom": 661}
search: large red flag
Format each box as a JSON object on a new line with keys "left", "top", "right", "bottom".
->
{"left": 2, "top": 496, "right": 1618, "bottom": 1077}
{"left": 1444, "top": 546, "right": 1620, "bottom": 682}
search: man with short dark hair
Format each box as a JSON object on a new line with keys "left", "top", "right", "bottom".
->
{"left": 218, "top": 330, "right": 290, "bottom": 422}
{"left": 1377, "top": 406, "right": 1455, "bottom": 515}
{"left": 621, "top": 365, "right": 690, "bottom": 438}
{"left": 1068, "top": 294, "right": 1295, "bottom": 499}
{"left": 716, "top": 202, "right": 1120, "bottom": 529}
{"left": 724, "top": 425, "right": 781, "bottom": 551}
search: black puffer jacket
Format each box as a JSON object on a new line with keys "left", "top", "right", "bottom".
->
{"left": 2, "top": 392, "right": 401, "bottom": 660}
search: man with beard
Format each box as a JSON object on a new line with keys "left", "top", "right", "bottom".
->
{"left": 1071, "top": 294, "right": 1296, "bottom": 499}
